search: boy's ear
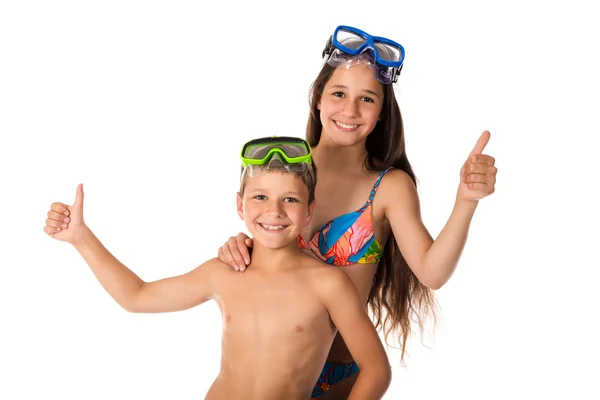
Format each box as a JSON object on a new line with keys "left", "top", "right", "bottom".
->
{"left": 236, "top": 192, "right": 244, "bottom": 221}
{"left": 305, "top": 199, "right": 316, "bottom": 226}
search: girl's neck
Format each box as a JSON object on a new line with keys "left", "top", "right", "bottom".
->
{"left": 312, "top": 138, "right": 368, "bottom": 175}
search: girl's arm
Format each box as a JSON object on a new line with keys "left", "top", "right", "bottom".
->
{"left": 381, "top": 171, "right": 475, "bottom": 289}
{"left": 380, "top": 132, "right": 496, "bottom": 289}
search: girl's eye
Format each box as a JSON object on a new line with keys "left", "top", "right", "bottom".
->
{"left": 254, "top": 195, "right": 266, "bottom": 200}
{"left": 362, "top": 96, "right": 374, "bottom": 103}
{"left": 333, "top": 91, "right": 345, "bottom": 98}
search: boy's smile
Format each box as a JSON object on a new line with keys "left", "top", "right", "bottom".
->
{"left": 238, "top": 171, "right": 314, "bottom": 250}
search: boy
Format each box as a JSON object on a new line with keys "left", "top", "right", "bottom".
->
{"left": 43, "top": 136, "right": 391, "bottom": 399}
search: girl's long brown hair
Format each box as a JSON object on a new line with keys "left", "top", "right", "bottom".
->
{"left": 306, "top": 63, "right": 437, "bottom": 360}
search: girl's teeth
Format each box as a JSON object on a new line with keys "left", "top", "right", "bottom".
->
{"left": 336, "top": 121, "right": 358, "bottom": 129}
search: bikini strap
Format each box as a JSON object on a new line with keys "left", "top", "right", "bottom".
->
{"left": 367, "top": 167, "right": 393, "bottom": 204}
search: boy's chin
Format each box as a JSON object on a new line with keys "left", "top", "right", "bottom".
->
{"left": 254, "top": 238, "right": 298, "bottom": 249}
{"left": 250, "top": 231, "right": 301, "bottom": 250}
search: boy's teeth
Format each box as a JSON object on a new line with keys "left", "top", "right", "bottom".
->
{"left": 261, "top": 224, "right": 285, "bottom": 230}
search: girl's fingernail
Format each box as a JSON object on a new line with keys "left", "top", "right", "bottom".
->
{"left": 64, "top": 217, "right": 69, "bottom": 222}
{"left": 56, "top": 228, "right": 61, "bottom": 232}
{"left": 233, "top": 265, "right": 239, "bottom": 271}
{"left": 62, "top": 224, "right": 67, "bottom": 228}
{"left": 245, "top": 259, "right": 249, "bottom": 265}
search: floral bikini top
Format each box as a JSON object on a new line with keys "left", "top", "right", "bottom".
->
{"left": 298, "top": 168, "right": 392, "bottom": 266}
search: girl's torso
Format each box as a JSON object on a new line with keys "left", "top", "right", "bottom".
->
{"left": 299, "top": 167, "right": 393, "bottom": 362}
{"left": 300, "top": 167, "right": 393, "bottom": 303}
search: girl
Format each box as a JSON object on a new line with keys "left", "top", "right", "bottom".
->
{"left": 218, "top": 25, "right": 497, "bottom": 399}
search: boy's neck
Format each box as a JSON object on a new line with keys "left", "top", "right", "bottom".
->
{"left": 249, "top": 240, "right": 305, "bottom": 272}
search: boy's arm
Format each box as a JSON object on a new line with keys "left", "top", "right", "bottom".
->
{"left": 73, "top": 226, "right": 216, "bottom": 313}
{"left": 317, "top": 269, "right": 391, "bottom": 400}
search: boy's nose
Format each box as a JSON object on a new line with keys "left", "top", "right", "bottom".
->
{"left": 264, "top": 201, "right": 283, "bottom": 216}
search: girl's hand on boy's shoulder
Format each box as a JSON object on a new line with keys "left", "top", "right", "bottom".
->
{"left": 217, "top": 233, "right": 253, "bottom": 272}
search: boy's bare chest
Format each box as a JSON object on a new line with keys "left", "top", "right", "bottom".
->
{"left": 215, "top": 276, "right": 332, "bottom": 336}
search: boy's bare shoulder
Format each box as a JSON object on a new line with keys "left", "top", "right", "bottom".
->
{"left": 193, "top": 258, "right": 237, "bottom": 293}
{"left": 299, "top": 255, "right": 353, "bottom": 293}
{"left": 195, "top": 257, "right": 234, "bottom": 277}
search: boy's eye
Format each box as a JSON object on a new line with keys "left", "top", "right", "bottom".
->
{"left": 284, "top": 197, "right": 299, "bottom": 203}
{"left": 254, "top": 195, "right": 266, "bottom": 200}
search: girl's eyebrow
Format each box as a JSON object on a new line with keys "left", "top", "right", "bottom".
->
{"left": 331, "top": 84, "right": 381, "bottom": 99}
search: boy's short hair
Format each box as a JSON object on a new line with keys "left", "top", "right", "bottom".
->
{"left": 239, "top": 162, "right": 317, "bottom": 204}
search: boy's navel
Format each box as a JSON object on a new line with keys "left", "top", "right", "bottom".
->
{"left": 295, "top": 324, "right": 304, "bottom": 333}
{"left": 226, "top": 315, "right": 232, "bottom": 322}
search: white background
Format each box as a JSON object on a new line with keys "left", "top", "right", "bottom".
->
{"left": 1, "top": 0, "right": 598, "bottom": 399}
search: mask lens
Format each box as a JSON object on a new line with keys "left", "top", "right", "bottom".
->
{"left": 374, "top": 42, "right": 403, "bottom": 63}
{"left": 243, "top": 143, "right": 309, "bottom": 161}
{"left": 335, "top": 28, "right": 366, "bottom": 51}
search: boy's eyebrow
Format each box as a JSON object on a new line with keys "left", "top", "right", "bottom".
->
{"left": 331, "top": 84, "right": 381, "bottom": 99}
{"left": 248, "top": 188, "right": 303, "bottom": 196}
